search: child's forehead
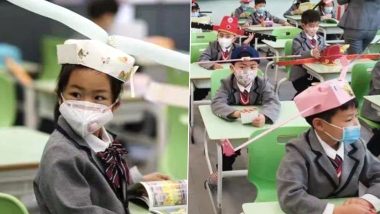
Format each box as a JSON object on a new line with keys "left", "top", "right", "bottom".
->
{"left": 67, "top": 67, "right": 112, "bottom": 90}
{"left": 234, "top": 61, "right": 258, "bottom": 67}
{"left": 303, "top": 21, "right": 320, "bottom": 26}
{"left": 218, "top": 31, "right": 235, "bottom": 37}
{"left": 256, "top": 3, "right": 266, "bottom": 6}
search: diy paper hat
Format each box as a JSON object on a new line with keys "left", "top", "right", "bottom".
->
{"left": 57, "top": 39, "right": 138, "bottom": 82}
{"left": 231, "top": 45, "right": 260, "bottom": 63}
{"left": 294, "top": 79, "right": 355, "bottom": 117}
{"left": 213, "top": 16, "right": 243, "bottom": 35}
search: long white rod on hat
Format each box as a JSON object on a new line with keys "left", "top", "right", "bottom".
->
{"left": 197, "top": 55, "right": 302, "bottom": 65}
{"left": 5, "top": 0, "right": 189, "bottom": 72}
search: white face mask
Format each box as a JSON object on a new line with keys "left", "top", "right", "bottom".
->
{"left": 234, "top": 68, "right": 257, "bottom": 87}
{"left": 218, "top": 37, "right": 234, "bottom": 50}
{"left": 59, "top": 95, "right": 117, "bottom": 138}
{"left": 191, "top": 11, "right": 200, "bottom": 17}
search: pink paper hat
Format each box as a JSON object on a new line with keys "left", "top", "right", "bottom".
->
{"left": 294, "top": 79, "right": 355, "bottom": 117}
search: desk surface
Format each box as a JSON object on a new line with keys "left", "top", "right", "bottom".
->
{"left": 129, "top": 203, "right": 150, "bottom": 214}
{"left": 303, "top": 59, "right": 373, "bottom": 74}
{"left": 199, "top": 101, "right": 308, "bottom": 140}
{"left": 262, "top": 39, "right": 289, "bottom": 49}
{"left": 190, "top": 63, "right": 230, "bottom": 80}
{"left": 319, "top": 22, "right": 340, "bottom": 28}
{"left": 284, "top": 15, "right": 301, "bottom": 20}
{"left": 0, "top": 127, "right": 49, "bottom": 171}
{"left": 364, "top": 95, "right": 380, "bottom": 108}
{"left": 242, "top": 198, "right": 347, "bottom": 214}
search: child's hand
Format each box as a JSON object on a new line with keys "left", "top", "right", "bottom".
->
{"left": 243, "top": 22, "right": 250, "bottom": 28}
{"left": 212, "top": 63, "right": 224, "bottom": 70}
{"left": 143, "top": 172, "right": 170, "bottom": 182}
{"left": 333, "top": 204, "right": 376, "bottom": 214}
{"left": 282, "top": 22, "right": 291, "bottom": 26}
{"left": 322, "top": 14, "right": 332, "bottom": 20}
{"left": 243, "top": 33, "right": 255, "bottom": 44}
{"left": 311, "top": 47, "right": 321, "bottom": 59}
{"left": 231, "top": 110, "right": 241, "bottom": 118}
{"left": 252, "top": 113, "right": 265, "bottom": 127}
{"left": 343, "top": 198, "right": 375, "bottom": 210}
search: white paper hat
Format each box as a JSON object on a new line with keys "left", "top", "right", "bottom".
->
{"left": 57, "top": 39, "right": 138, "bottom": 82}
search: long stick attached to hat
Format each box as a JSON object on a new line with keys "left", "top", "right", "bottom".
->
{"left": 5, "top": 0, "right": 189, "bottom": 72}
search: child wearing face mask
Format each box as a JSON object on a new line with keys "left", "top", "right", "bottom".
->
{"left": 209, "top": 45, "right": 280, "bottom": 182}
{"left": 315, "top": 0, "right": 336, "bottom": 21}
{"left": 283, "top": 0, "right": 311, "bottom": 16}
{"left": 233, "top": 0, "right": 254, "bottom": 20}
{"left": 191, "top": 0, "right": 201, "bottom": 18}
{"left": 290, "top": 9, "right": 326, "bottom": 96}
{"left": 277, "top": 82, "right": 380, "bottom": 214}
{"left": 244, "top": 0, "right": 290, "bottom": 26}
{"left": 199, "top": 16, "right": 253, "bottom": 70}
{"left": 34, "top": 40, "right": 169, "bottom": 214}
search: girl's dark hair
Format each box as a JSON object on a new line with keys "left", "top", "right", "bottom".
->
{"left": 54, "top": 64, "right": 124, "bottom": 122}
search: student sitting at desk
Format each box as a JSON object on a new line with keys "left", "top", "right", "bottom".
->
{"left": 191, "top": 0, "right": 201, "bottom": 17}
{"left": 210, "top": 45, "right": 280, "bottom": 177}
{"left": 199, "top": 16, "right": 253, "bottom": 70}
{"left": 290, "top": 10, "right": 326, "bottom": 96}
{"left": 283, "top": 0, "right": 310, "bottom": 17}
{"left": 362, "top": 61, "right": 380, "bottom": 158}
{"left": 315, "top": 0, "right": 336, "bottom": 21}
{"left": 34, "top": 40, "right": 169, "bottom": 214}
{"left": 244, "top": 0, "right": 290, "bottom": 26}
{"left": 277, "top": 82, "right": 380, "bottom": 214}
{"left": 233, "top": 0, "right": 254, "bottom": 20}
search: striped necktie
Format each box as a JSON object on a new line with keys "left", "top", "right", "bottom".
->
{"left": 329, "top": 155, "right": 343, "bottom": 179}
{"left": 240, "top": 90, "right": 250, "bottom": 105}
{"left": 97, "top": 140, "right": 131, "bottom": 191}
{"left": 310, "top": 38, "right": 317, "bottom": 47}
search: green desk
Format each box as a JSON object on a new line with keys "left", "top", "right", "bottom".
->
{"left": 364, "top": 95, "right": 380, "bottom": 112}
{"left": 284, "top": 15, "right": 301, "bottom": 27}
{"left": 0, "top": 127, "right": 49, "bottom": 196}
{"left": 199, "top": 101, "right": 309, "bottom": 213}
{"left": 242, "top": 198, "right": 348, "bottom": 214}
{"left": 245, "top": 24, "right": 296, "bottom": 48}
{"left": 262, "top": 39, "right": 289, "bottom": 83}
{"left": 129, "top": 203, "right": 150, "bottom": 214}
{"left": 303, "top": 59, "right": 374, "bottom": 82}
{"left": 318, "top": 22, "right": 344, "bottom": 43}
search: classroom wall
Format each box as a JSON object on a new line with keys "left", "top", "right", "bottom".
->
{"left": 0, "top": 2, "right": 189, "bottom": 63}
{"left": 197, "top": 0, "right": 320, "bottom": 24}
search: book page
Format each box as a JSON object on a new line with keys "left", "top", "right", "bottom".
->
{"left": 140, "top": 180, "right": 187, "bottom": 210}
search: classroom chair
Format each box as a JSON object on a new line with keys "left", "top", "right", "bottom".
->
{"left": 0, "top": 72, "right": 16, "bottom": 127}
{"left": 39, "top": 36, "right": 65, "bottom": 80}
{"left": 271, "top": 28, "right": 301, "bottom": 40}
{"left": 210, "top": 67, "right": 264, "bottom": 99}
{"left": 0, "top": 193, "right": 29, "bottom": 214}
{"left": 350, "top": 62, "right": 380, "bottom": 130}
{"left": 191, "top": 31, "right": 217, "bottom": 44}
{"left": 274, "top": 39, "right": 293, "bottom": 94}
{"left": 247, "top": 126, "right": 309, "bottom": 202}
{"left": 191, "top": 43, "right": 209, "bottom": 63}
{"left": 158, "top": 69, "right": 189, "bottom": 179}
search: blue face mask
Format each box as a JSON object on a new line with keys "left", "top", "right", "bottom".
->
{"left": 323, "top": 7, "right": 333, "bottom": 14}
{"left": 241, "top": 3, "right": 249, "bottom": 10}
{"left": 256, "top": 7, "right": 265, "bottom": 15}
{"left": 191, "top": 11, "right": 200, "bottom": 17}
{"left": 323, "top": 121, "right": 361, "bottom": 145}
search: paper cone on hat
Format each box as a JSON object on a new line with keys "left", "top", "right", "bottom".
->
{"left": 213, "top": 16, "right": 244, "bottom": 35}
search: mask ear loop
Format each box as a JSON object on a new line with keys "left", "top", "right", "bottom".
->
{"left": 129, "top": 66, "right": 139, "bottom": 98}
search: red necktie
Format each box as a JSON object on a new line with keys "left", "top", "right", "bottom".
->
{"left": 310, "top": 38, "right": 317, "bottom": 47}
{"left": 240, "top": 90, "right": 250, "bottom": 105}
{"left": 329, "top": 155, "right": 343, "bottom": 179}
{"left": 221, "top": 50, "right": 230, "bottom": 60}
{"left": 97, "top": 140, "right": 131, "bottom": 191}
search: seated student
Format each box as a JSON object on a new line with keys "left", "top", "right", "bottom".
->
{"left": 199, "top": 16, "right": 253, "bottom": 70}
{"left": 244, "top": 0, "right": 290, "bottom": 26}
{"left": 362, "top": 61, "right": 380, "bottom": 157}
{"left": 191, "top": 0, "right": 201, "bottom": 17}
{"left": 233, "top": 0, "right": 254, "bottom": 19}
{"left": 315, "top": 0, "right": 336, "bottom": 21}
{"left": 277, "top": 82, "right": 380, "bottom": 214}
{"left": 283, "top": 0, "right": 310, "bottom": 17}
{"left": 210, "top": 45, "right": 280, "bottom": 175}
{"left": 290, "top": 9, "right": 326, "bottom": 96}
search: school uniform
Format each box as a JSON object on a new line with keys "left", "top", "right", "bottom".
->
{"left": 290, "top": 31, "right": 326, "bottom": 95}
{"left": 211, "top": 73, "right": 280, "bottom": 124}
{"left": 283, "top": 4, "right": 299, "bottom": 17}
{"left": 338, "top": 0, "right": 380, "bottom": 54}
{"left": 361, "top": 61, "right": 380, "bottom": 157}
{"left": 34, "top": 116, "right": 131, "bottom": 214}
{"left": 317, "top": 6, "right": 336, "bottom": 19}
{"left": 234, "top": 6, "right": 254, "bottom": 19}
{"left": 277, "top": 129, "right": 380, "bottom": 214}
{"left": 198, "top": 41, "right": 240, "bottom": 70}
{"left": 245, "top": 11, "right": 285, "bottom": 26}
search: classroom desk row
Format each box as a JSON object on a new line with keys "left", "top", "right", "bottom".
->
{"left": 199, "top": 101, "right": 309, "bottom": 213}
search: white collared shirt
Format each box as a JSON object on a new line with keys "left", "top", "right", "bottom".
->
{"left": 84, "top": 127, "right": 112, "bottom": 153}
{"left": 237, "top": 81, "right": 253, "bottom": 93}
{"left": 305, "top": 33, "right": 318, "bottom": 41}
{"left": 314, "top": 131, "right": 380, "bottom": 214}
{"left": 221, "top": 46, "right": 232, "bottom": 53}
